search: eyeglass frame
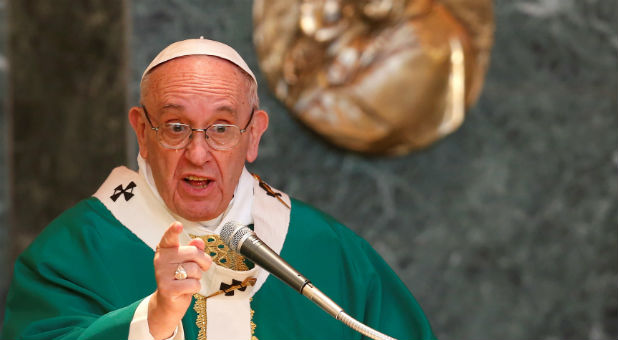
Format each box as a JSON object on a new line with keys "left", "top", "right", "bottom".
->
{"left": 141, "top": 104, "right": 256, "bottom": 150}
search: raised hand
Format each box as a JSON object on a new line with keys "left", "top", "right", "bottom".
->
{"left": 148, "top": 222, "right": 211, "bottom": 339}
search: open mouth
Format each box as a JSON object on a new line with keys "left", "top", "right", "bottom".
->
{"left": 183, "top": 175, "right": 212, "bottom": 188}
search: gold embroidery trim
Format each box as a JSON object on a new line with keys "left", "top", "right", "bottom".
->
{"left": 191, "top": 234, "right": 250, "bottom": 271}
{"left": 251, "top": 307, "right": 258, "bottom": 340}
{"left": 190, "top": 233, "right": 258, "bottom": 339}
{"left": 192, "top": 293, "right": 258, "bottom": 340}
{"left": 193, "top": 294, "right": 207, "bottom": 340}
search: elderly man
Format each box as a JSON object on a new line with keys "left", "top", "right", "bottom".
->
{"left": 2, "top": 38, "right": 434, "bottom": 340}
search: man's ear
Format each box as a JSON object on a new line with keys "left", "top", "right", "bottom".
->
{"left": 246, "top": 110, "right": 269, "bottom": 163}
{"left": 128, "top": 106, "right": 149, "bottom": 159}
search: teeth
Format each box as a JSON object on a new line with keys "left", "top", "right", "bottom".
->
{"left": 186, "top": 175, "right": 208, "bottom": 181}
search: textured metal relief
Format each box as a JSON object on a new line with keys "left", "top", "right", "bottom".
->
{"left": 253, "top": 0, "right": 494, "bottom": 155}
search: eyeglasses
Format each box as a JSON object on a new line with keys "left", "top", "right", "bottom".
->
{"left": 142, "top": 105, "right": 255, "bottom": 150}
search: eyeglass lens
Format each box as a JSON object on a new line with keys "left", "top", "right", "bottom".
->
{"left": 159, "top": 123, "right": 241, "bottom": 150}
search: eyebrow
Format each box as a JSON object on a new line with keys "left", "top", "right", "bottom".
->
{"left": 214, "top": 105, "right": 237, "bottom": 115}
{"left": 161, "top": 103, "right": 184, "bottom": 111}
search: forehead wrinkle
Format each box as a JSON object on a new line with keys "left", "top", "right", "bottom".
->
{"left": 160, "top": 102, "right": 235, "bottom": 114}
{"left": 156, "top": 73, "right": 244, "bottom": 108}
{"left": 161, "top": 73, "right": 240, "bottom": 96}
{"left": 142, "top": 56, "right": 253, "bottom": 119}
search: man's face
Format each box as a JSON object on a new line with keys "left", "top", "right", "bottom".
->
{"left": 130, "top": 55, "right": 267, "bottom": 221}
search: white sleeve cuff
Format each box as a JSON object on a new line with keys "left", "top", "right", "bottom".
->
{"left": 128, "top": 294, "right": 185, "bottom": 340}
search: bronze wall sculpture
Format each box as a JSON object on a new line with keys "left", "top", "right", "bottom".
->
{"left": 254, "top": 0, "right": 494, "bottom": 155}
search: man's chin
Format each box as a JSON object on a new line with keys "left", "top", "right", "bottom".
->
{"left": 170, "top": 191, "right": 227, "bottom": 222}
{"left": 174, "top": 204, "right": 224, "bottom": 222}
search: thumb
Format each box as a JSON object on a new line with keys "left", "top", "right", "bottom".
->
{"left": 188, "top": 237, "right": 206, "bottom": 252}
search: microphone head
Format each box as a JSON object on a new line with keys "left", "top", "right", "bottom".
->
{"left": 220, "top": 221, "right": 254, "bottom": 252}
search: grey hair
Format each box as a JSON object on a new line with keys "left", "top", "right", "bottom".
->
{"left": 243, "top": 71, "right": 260, "bottom": 111}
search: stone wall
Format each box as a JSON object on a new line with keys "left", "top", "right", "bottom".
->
{"left": 0, "top": 0, "right": 9, "bottom": 326}
{"left": 0, "top": 0, "right": 129, "bottom": 326}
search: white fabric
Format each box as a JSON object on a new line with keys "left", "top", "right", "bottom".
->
{"left": 93, "top": 163, "right": 291, "bottom": 340}
{"left": 142, "top": 38, "right": 256, "bottom": 85}
{"left": 137, "top": 154, "right": 253, "bottom": 235}
{"left": 128, "top": 295, "right": 183, "bottom": 340}
{"left": 250, "top": 175, "right": 291, "bottom": 294}
{"left": 203, "top": 267, "right": 256, "bottom": 340}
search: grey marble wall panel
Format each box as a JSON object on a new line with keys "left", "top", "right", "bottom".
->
{"left": 1, "top": 0, "right": 129, "bottom": 327}
{"left": 0, "top": 0, "right": 9, "bottom": 328}
{"left": 132, "top": 1, "right": 618, "bottom": 338}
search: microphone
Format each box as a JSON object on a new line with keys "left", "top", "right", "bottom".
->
{"left": 220, "top": 221, "right": 397, "bottom": 340}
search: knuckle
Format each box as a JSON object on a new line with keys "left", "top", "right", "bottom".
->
{"left": 153, "top": 255, "right": 164, "bottom": 267}
{"left": 200, "top": 255, "right": 212, "bottom": 268}
{"left": 179, "top": 246, "right": 199, "bottom": 259}
{"left": 190, "top": 264, "right": 202, "bottom": 277}
{"left": 189, "top": 247, "right": 200, "bottom": 257}
{"left": 190, "top": 280, "right": 201, "bottom": 293}
{"left": 157, "top": 282, "right": 171, "bottom": 294}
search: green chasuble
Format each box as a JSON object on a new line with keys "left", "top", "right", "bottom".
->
{"left": 2, "top": 197, "right": 434, "bottom": 340}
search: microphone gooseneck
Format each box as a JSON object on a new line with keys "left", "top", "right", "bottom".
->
{"left": 220, "top": 221, "right": 398, "bottom": 340}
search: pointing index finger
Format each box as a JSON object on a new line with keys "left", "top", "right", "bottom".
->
{"left": 158, "top": 221, "right": 183, "bottom": 249}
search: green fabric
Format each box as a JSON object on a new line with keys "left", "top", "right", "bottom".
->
{"left": 252, "top": 199, "right": 435, "bottom": 340}
{"left": 2, "top": 197, "right": 434, "bottom": 340}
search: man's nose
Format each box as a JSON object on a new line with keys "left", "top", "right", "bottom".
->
{"left": 183, "top": 131, "right": 212, "bottom": 164}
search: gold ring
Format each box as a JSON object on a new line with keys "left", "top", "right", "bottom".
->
{"left": 174, "top": 264, "right": 187, "bottom": 280}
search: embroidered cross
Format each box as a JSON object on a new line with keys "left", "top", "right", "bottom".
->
{"left": 110, "top": 181, "right": 136, "bottom": 202}
{"left": 219, "top": 279, "right": 247, "bottom": 296}
{"left": 252, "top": 173, "right": 291, "bottom": 209}
{"left": 259, "top": 181, "right": 282, "bottom": 198}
